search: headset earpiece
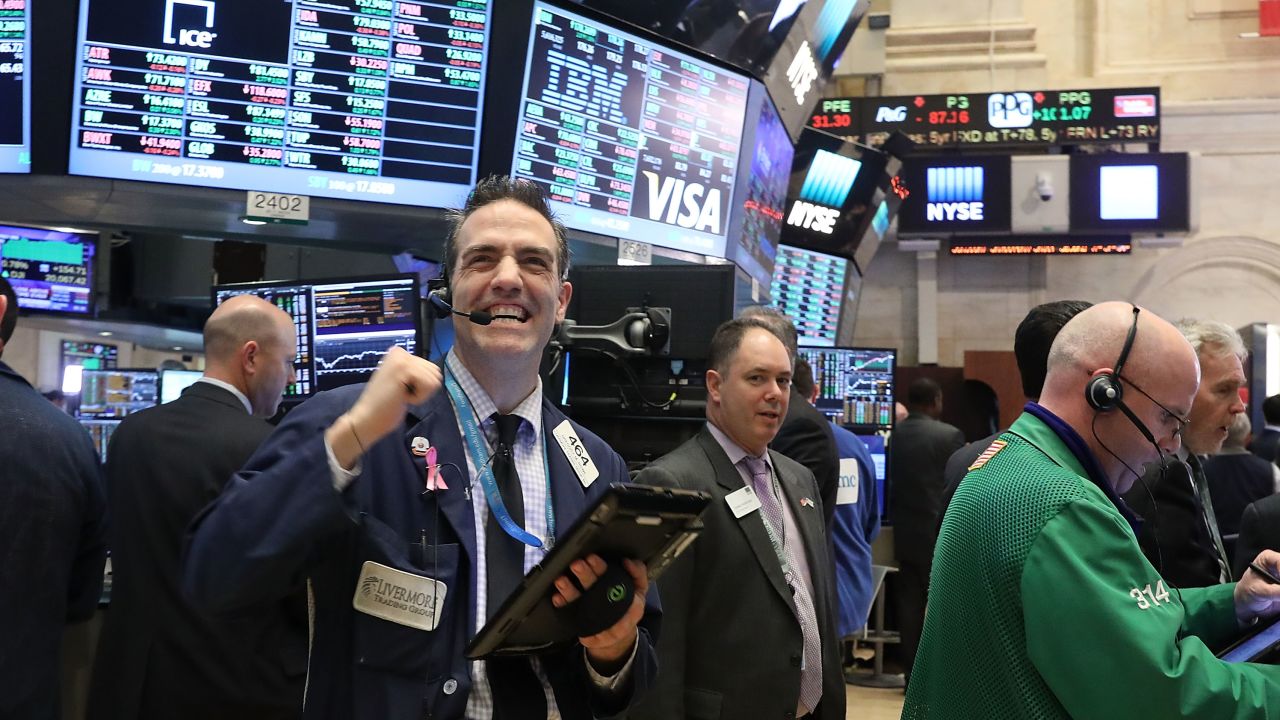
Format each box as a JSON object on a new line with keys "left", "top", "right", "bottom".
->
{"left": 1086, "top": 373, "right": 1122, "bottom": 411}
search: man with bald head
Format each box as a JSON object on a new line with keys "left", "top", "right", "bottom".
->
{"left": 904, "top": 302, "right": 1280, "bottom": 718}
{"left": 89, "top": 294, "right": 306, "bottom": 720}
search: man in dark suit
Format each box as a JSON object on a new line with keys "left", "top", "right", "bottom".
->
{"left": 1248, "top": 394, "right": 1280, "bottom": 464}
{"left": 1235, "top": 493, "right": 1280, "bottom": 579}
{"left": 941, "top": 301, "right": 1093, "bottom": 504}
{"left": 183, "top": 177, "right": 657, "bottom": 720}
{"left": 0, "top": 277, "right": 107, "bottom": 720}
{"left": 88, "top": 294, "right": 304, "bottom": 719}
{"left": 741, "top": 305, "right": 841, "bottom": 532}
{"left": 890, "top": 377, "right": 964, "bottom": 685}
{"left": 1204, "top": 412, "right": 1278, "bottom": 565}
{"left": 1123, "top": 319, "right": 1247, "bottom": 587}
{"left": 630, "top": 318, "right": 844, "bottom": 720}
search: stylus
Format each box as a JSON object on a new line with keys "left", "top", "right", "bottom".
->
{"left": 1249, "top": 562, "right": 1280, "bottom": 586}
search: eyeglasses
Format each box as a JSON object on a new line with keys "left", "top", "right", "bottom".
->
{"left": 1118, "top": 374, "right": 1192, "bottom": 437}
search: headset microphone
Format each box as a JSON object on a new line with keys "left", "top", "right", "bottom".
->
{"left": 428, "top": 288, "right": 494, "bottom": 326}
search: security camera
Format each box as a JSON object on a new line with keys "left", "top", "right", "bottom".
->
{"left": 1035, "top": 172, "right": 1054, "bottom": 202}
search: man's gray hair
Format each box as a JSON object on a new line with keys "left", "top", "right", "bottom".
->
{"left": 1174, "top": 319, "right": 1247, "bottom": 363}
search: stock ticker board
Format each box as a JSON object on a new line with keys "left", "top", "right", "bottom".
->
{"left": 0, "top": 0, "right": 29, "bottom": 173}
{"left": 512, "top": 3, "right": 749, "bottom": 258}
{"left": 69, "top": 0, "right": 490, "bottom": 206}
{"left": 809, "top": 87, "right": 1160, "bottom": 149}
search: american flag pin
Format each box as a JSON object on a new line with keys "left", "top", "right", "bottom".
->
{"left": 800, "top": 497, "right": 815, "bottom": 508}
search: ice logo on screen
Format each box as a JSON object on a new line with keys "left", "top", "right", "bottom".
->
{"left": 926, "top": 166, "right": 985, "bottom": 222}
{"left": 787, "top": 150, "right": 861, "bottom": 235}
{"left": 988, "top": 92, "right": 1033, "bottom": 129}
{"left": 163, "top": 0, "right": 218, "bottom": 49}
{"left": 1099, "top": 165, "right": 1159, "bottom": 220}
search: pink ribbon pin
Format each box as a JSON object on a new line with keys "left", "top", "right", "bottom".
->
{"left": 425, "top": 446, "right": 447, "bottom": 491}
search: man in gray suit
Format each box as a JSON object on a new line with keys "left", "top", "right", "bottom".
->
{"left": 630, "top": 317, "right": 844, "bottom": 720}
{"left": 890, "top": 377, "right": 964, "bottom": 686}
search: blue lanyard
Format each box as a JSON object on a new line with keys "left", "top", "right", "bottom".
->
{"left": 443, "top": 365, "right": 554, "bottom": 549}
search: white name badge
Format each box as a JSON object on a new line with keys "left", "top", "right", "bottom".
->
{"left": 836, "top": 458, "right": 860, "bottom": 505}
{"left": 552, "top": 419, "right": 600, "bottom": 488}
{"left": 726, "top": 484, "right": 762, "bottom": 519}
{"left": 352, "top": 561, "right": 447, "bottom": 632}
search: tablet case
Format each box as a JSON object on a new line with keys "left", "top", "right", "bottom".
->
{"left": 466, "top": 482, "right": 710, "bottom": 658}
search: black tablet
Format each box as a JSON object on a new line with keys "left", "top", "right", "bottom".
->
{"left": 1218, "top": 613, "right": 1280, "bottom": 663}
{"left": 465, "top": 482, "right": 711, "bottom": 659}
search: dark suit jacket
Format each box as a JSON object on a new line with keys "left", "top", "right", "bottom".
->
{"left": 1203, "top": 448, "right": 1275, "bottom": 540}
{"left": 183, "top": 383, "right": 658, "bottom": 720}
{"left": 1123, "top": 454, "right": 1228, "bottom": 587}
{"left": 771, "top": 389, "right": 840, "bottom": 532}
{"left": 1234, "top": 494, "right": 1280, "bottom": 579}
{"left": 89, "top": 382, "right": 306, "bottom": 720}
{"left": 1248, "top": 427, "right": 1280, "bottom": 464}
{"left": 937, "top": 432, "right": 1000, "bottom": 534}
{"left": 629, "top": 428, "right": 845, "bottom": 720}
{"left": 0, "top": 360, "right": 107, "bottom": 720}
{"left": 889, "top": 413, "right": 965, "bottom": 568}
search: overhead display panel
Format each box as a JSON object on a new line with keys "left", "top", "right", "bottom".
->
{"left": 770, "top": 244, "right": 847, "bottom": 347}
{"left": 512, "top": 2, "right": 750, "bottom": 258}
{"left": 725, "top": 83, "right": 794, "bottom": 297}
{"left": 0, "top": 0, "right": 29, "bottom": 173}
{"left": 810, "top": 87, "right": 1161, "bottom": 149}
{"left": 0, "top": 225, "right": 96, "bottom": 315}
{"left": 69, "top": 0, "right": 490, "bottom": 207}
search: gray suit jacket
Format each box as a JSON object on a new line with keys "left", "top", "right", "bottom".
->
{"left": 628, "top": 427, "right": 845, "bottom": 720}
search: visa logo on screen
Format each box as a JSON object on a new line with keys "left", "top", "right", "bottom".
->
{"left": 640, "top": 172, "right": 722, "bottom": 234}
{"left": 926, "top": 166, "right": 985, "bottom": 222}
{"left": 787, "top": 150, "right": 862, "bottom": 234}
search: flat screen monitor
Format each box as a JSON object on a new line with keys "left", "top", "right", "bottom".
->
{"left": 771, "top": 245, "right": 847, "bottom": 347}
{"left": 68, "top": 0, "right": 491, "bottom": 207}
{"left": 725, "top": 82, "right": 794, "bottom": 296}
{"left": 159, "top": 368, "right": 202, "bottom": 404}
{"left": 0, "top": 0, "right": 30, "bottom": 173}
{"left": 799, "top": 345, "right": 895, "bottom": 430}
{"left": 214, "top": 274, "right": 420, "bottom": 400}
{"left": 79, "top": 368, "right": 159, "bottom": 419}
{"left": 61, "top": 340, "right": 118, "bottom": 372}
{"left": 511, "top": 1, "right": 751, "bottom": 258}
{"left": 855, "top": 432, "right": 886, "bottom": 520}
{"left": 779, "top": 127, "right": 887, "bottom": 257}
{"left": 896, "top": 155, "right": 1012, "bottom": 236}
{"left": 1069, "top": 152, "right": 1191, "bottom": 234}
{"left": 0, "top": 225, "right": 96, "bottom": 315}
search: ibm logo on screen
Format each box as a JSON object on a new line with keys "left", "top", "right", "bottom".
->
{"left": 926, "top": 166, "right": 985, "bottom": 222}
{"left": 786, "top": 150, "right": 862, "bottom": 235}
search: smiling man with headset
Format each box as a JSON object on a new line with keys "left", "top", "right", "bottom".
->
{"left": 903, "top": 301, "right": 1280, "bottom": 718}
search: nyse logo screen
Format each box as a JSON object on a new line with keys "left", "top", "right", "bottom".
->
{"left": 926, "top": 166, "right": 985, "bottom": 222}
{"left": 787, "top": 150, "right": 861, "bottom": 235}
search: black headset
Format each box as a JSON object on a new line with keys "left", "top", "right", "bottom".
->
{"left": 1086, "top": 305, "right": 1140, "bottom": 411}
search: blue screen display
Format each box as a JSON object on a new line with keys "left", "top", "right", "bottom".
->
{"left": 727, "top": 86, "right": 794, "bottom": 295}
{"left": 68, "top": 0, "right": 490, "bottom": 207}
{"left": 0, "top": 1, "right": 30, "bottom": 173}
{"left": 0, "top": 226, "right": 95, "bottom": 315}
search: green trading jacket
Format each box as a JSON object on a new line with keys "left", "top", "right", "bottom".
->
{"left": 902, "top": 410, "right": 1280, "bottom": 719}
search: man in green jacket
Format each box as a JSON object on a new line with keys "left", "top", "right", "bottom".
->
{"left": 904, "top": 301, "right": 1280, "bottom": 719}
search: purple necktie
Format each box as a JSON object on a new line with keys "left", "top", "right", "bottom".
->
{"left": 742, "top": 455, "right": 823, "bottom": 713}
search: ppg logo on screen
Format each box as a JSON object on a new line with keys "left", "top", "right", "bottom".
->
{"left": 786, "top": 150, "right": 862, "bottom": 235}
{"left": 163, "top": 0, "right": 218, "bottom": 49}
{"left": 926, "top": 166, "right": 985, "bottom": 222}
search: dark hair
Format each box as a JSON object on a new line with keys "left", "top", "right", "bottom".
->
{"left": 907, "top": 377, "right": 942, "bottom": 408}
{"left": 1264, "top": 394, "right": 1280, "bottom": 425}
{"left": 792, "top": 357, "right": 815, "bottom": 399}
{"left": 444, "top": 175, "right": 570, "bottom": 282}
{"left": 0, "top": 275, "right": 17, "bottom": 346}
{"left": 1014, "top": 300, "right": 1093, "bottom": 399}
{"left": 738, "top": 305, "right": 798, "bottom": 360}
{"left": 708, "top": 317, "right": 787, "bottom": 375}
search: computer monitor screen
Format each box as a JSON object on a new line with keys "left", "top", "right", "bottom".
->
{"left": 799, "top": 346, "right": 895, "bottom": 430}
{"left": 896, "top": 154, "right": 1012, "bottom": 235}
{"left": 1069, "top": 152, "right": 1190, "bottom": 233}
{"left": 79, "top": 368, "right": 159, "bottom": 418}
{"left": 771, "top": 245, "right": 847, "bottom": 347}
{"left": 855, "top": 432, "right": 886, "bottom": 520}
{"left": 726, "top": 84, "right": 794, "bottom": 295}
{"left": 511, "top": 1, "right": 750, "bottom": 258}
{"left": 0, "top": 0, "right": 30, "bottom": 173}
{"left": 780, "top": 127, "right": 887, "bottom": 257}
{"left": 159, "top": 368, "right": 202, "bottom": 404}
{"left": 68, "top": 0, "right": 491, "bottom": 207}
{"left": 0, "top": 226, "right": 96, "bottom": 315}
{"left": 61, "top": 340, "right": 118, "bottom": 372}
{"left": 214, "top": 274, "right": 420, "bottom": 400}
